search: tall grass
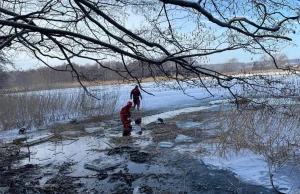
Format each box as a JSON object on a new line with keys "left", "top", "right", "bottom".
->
{"left": 0, "top": 87, "right": 119, "bottom": 130}
{"left": 216, "top": 102, "right": 300, "bottom": 191}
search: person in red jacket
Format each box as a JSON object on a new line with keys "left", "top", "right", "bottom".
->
{"left": 130, "top": 85, "right": 142, "bottom": 110}
{"left": 120, "top": 101, "right": 133, "bottom": 136}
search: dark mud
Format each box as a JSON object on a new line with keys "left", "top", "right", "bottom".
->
{"left": 0, "top": 139, "right": 277, "bottom": 194}
{"left": 0, "top": 145, "right": 80, "bottom": 194}
{"left": 77, "top": 147, "right": 277, "bottom": 194}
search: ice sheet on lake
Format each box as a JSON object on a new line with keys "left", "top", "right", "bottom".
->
{"left": 158, "top": 142, "right": 174, "bottom": 148}
{"left": 175, "top": 134, "right": 194, "bottom": 143}
{"left": 142, "top": 104, "right": 220, "bottom": 126}
{"left": 1, "top": 130, "right": 54, "bottom": 145}
{"left": 175, "top": 121, "right": 202, "bottom": 129}
{"left": 84, "top": 157, "right": 124, "bottom": 172}
{"left": 84, "top": 126, "right": 104, "bottom": 134}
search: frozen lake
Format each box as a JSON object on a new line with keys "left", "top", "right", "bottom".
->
{"left": 1, "top": 72, "right": 300, "bottom": 193}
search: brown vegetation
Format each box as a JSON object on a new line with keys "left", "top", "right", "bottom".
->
{"left": 216, "top": 103, "right": 300, "bottom": 191}
{"left": 0, "top": 89, "right": 119, "bottom": 130}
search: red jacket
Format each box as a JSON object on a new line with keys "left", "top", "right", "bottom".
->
{"left": 120, "top": 105, "right": 131, "bottom": 123}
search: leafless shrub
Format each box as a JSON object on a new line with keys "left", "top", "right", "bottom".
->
{"left": 216, "top": 102, "right": 300, "bottom": 191}
{"left": 0, "top": 87, "right": 119, "bottom": 130}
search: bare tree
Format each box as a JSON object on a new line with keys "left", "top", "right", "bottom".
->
{"left": 274, "top": 53, "right": 290, "bottom": 68}
{"left": 221, "top": 58, "right": 238, "bottom": 73}
{"left": 254, "top": 54, "right": 291, "bottom": 71}
{"left": 0, "top": 68, "right": 8, "bottom": 89}
{"left": 0, "top": 0, "right": 299, "bottom": 100}
{"left": 0, "top": 51, "right": 10, "bottom": 89}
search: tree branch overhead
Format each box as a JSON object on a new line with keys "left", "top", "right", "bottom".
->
{"left": 0, "top": 0, "right": 299, "bottom": 99}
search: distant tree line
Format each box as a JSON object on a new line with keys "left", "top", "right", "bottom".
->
{"left": 0, "top": 53, "right": 296, "bottom": 92}
{"left": 1, "top": 60, "right": 186, "bottom": 91}
{"left": 207, "top": 54, "right": 295, "bottom": 74}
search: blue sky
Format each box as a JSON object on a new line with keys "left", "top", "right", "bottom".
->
{"left": 13, "top": 33, "right": 300, "bottom": 70}
{"left": 9, "top": 3, "right": 300, "bottom": 70}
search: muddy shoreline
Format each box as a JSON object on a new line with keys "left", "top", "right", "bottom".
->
{"left": 0, "top": 106, "right": 280, "bottom": 194}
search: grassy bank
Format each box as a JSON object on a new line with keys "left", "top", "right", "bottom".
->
{"left": 0, "top": 88, "right": 119, "bottom": 130}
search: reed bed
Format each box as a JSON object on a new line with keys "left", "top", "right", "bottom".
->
{"left": 0, "top": 88, "right": 119, "bottom": 130}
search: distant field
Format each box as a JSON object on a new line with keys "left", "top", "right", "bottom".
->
{"left": 3, "top": 68, "right": 299, "bottom": 93}
{"left": 3, "top": 76, "right": 171, "bottom": 93}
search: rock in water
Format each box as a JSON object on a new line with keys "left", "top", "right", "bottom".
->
{"left": 137, "top": 131, "right": 143, "bottom": 135}
{"left": 18, "top": 128, "right": 26, "bottom": 134}
{"left": 157, "top": 118, "right": 164, "bottom": 124}
{"left": 135, "top": 118, "right": 142, "bottom": 125}
{"left": 70, "top": 119, "right": 77, "bottom": 124}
